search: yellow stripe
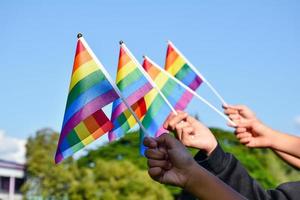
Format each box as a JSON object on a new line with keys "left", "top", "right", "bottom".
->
{"left": 127, "top": 114, "right": 137, "bottom": 128}
{"left": 143, "top": 72, "right": 169, "bottom": 107}
{"left": 69, "top": 60, "right": 99, "bottom": 91}
{"left": 154, "top": 72, "right": 169, "bottom": 89}
{"left": 168, "top": 56, "right": 185, "bottom": 76}
{"left": 123, "top": 109, "right": 137, "bottom": 128}
{"left": 116, "top": 61, "right": 136, "bottom": 83}
{"left": 74, "top": 123, "right": 90, "bottom": 140}
{"left": 82, "top": 135, "right": 95, "bottom": 146}
{"left": 144, "top": 89, "right": 159, "bottom": 107}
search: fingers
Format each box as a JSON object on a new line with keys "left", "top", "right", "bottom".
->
{"left": 236, "top": 127, "right": 247, "bottom": 133}
{"left": 156, "top": 133, "right": 181, "bottom": 150}
{"left": 145, "top": 148, "right": 166, "bottom": 160}
{"left": 143, "top": 137, "right": 158, "bottom": 148}
{"left": 224, "top": 108, "right": 238, "bottom": 115}
{"left": 236, "top": 132, "right": 252, "bottom": 139}
{"left": 164, "top": 111, "right": 188, "bottom": 130}
{"left": 228, "top": 114, "right": 240, "bottom": 120}
{"left": 239, "top": 137, "right": 252, "bottom": 144}
{"left": 147, "top": 159, "right": 171, "bottom": 170}
{"left": 175, "top": 121, "right": 189, "bottom": 140}
{"left": 148, "top": 167, "right": 163, "bottom": 181}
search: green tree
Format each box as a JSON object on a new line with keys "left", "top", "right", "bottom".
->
{"left": 22, "top": 129, "right": 172, "bottom": 200}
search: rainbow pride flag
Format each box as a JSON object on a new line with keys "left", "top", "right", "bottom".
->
{"left": 165, "top": 41, "right": 203, "bottom": 99}
{"left": 139, "top": 56, "right": 194, "bottom": 153}
{"left": 55, "top": 37, "right": 118, "bottom": 163}
{"left": 108, "top": 45, "right": 152, "bottom": 141}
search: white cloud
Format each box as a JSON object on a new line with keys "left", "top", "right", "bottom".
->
{"left": 0, "top": 130, "right": 26, "bottom": 164}
{"left": 295, "top": 116, "right": 300, "bottom": 128}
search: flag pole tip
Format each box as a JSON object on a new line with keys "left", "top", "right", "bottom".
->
{"left": 119, "top": 40, "right": 124, "bottom": 45}
{"left": 77, "top": 33, "right": 83, "bottom": 38}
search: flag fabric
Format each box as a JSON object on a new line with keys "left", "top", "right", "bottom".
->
{"left": 55, "top": 38, "right": 118, "bottom": 163}
{"left": 165, "top": 42, "right": 203, "bottom": 102}
{"left": 139, "top": 57, "right": 194, "bottom": 153}
{"left": 108, "top": 45, "right": 152, "bottom": 141}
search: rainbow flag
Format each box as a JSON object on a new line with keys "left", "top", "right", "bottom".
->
{"left": 139, "top": 56, "right": 194, "bottom": 153}
{"left": 165, "top": 42, "right": 203, "bottom": 99}
{"left": 108, "top": 45, "right": 152, "bottom": 141}
{"left": 55, "top": 37, "right": 118, "bottom": 163}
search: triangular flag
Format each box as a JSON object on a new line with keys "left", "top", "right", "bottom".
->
{"left": 108, "top": 44, "right": 152, "bottom": 141}
{"left": 55, "top": 37, "right": 118, "bottom": 163}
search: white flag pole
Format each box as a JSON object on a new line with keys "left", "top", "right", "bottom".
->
{"left": 78, "top": 34, "right": 149, "bottom": 136}
{"left": 168, "top": 41, "right": 228, "bottom": 106}
{"left": 120, "top": 41, "right": 178, "bottom": 115}
{"left": 144, "top": 56, "right": 236, "bottom": 126}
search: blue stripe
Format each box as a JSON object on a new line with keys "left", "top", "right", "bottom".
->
{"left": 62, "top": 79, "right": 113, "bottom": 126}
{"left": 120, "top": 76, "right": 149, "bottom": 99}
{"left": 177, "top": 69, "right": 198, "bottom": 88}
{"left": 111, "top": 76, "right": 149, "bottom": 113}
{"left": 162, "top": 81, "right": 186, "bottom": 107}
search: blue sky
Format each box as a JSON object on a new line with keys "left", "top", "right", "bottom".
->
{"left": 1, "top": 0, "right": 300, "bottom": 157}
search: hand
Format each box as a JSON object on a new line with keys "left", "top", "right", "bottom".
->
{"left": 163, "top": 111, "right": 217, "bottom": 155}
{"left": 143, "top": 134, "right": 197, "bottom": 188}
{"left": 223, "top": 104, "right": 275, "bottom": 148}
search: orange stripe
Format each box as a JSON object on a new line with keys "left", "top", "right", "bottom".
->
{"left": 118, "top": 47, "right": 131, "bottom": 70}
{"left": 165, "top": 47, "right": 179, "bottom": 70}
{"left": 84, "top": 115, "right": 100, "bottom": 133}
{"left": 91, "top": 127, "right": 105, "bottom": 139}
{"left": 72, "top": 50, "right": 93, "bottom": 73}
{"left": 91, "top": 120, "right": 113, "bottom": 139}
{"left": 147, "top": 65, "right": 160, "bottom": 80}
{"left": 143, "top": 59, "right": 160, "bottom": 80}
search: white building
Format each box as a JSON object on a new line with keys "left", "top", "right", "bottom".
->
{"left": 0, "top": 160, "right": 24, "bottom": 200}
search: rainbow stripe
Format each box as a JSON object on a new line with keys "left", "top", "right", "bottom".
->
{"left": 140, "top": 57, "right": 194, "bottom": 154}
{"left": 108, "top": 46, "right": 152, "bottom": 141}
{"left": 55, "top": 39, "right": 118, "bottom": 163}
{"left": 165, "top": 42, "right": 203, "bottom": 103}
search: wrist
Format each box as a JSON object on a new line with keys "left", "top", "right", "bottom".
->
{"left": 205, "top": 140, "right": 218, "bottom": 156}
{"left": 183, "top": 161, "right": 202, "bottom": 190}
{"left": 268, "top": 129, "right": 283, "bottom": 149}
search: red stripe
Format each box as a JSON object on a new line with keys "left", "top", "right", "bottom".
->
{"left": 93, "top": 109, "right": 110, "bottom": 127}
{"left": 75, "top": 40, "right": 86, "bottom": 56}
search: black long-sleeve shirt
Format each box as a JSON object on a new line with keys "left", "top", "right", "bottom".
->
{"left": 179, "top": 145, "right": 300, "bottom": 200}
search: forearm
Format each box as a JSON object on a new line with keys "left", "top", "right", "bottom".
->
{"left": 270, "top": 130, "right": 300, "bottom": 158}
{"left": 273, "top": 150, "right": 300, "bottom": 169}
{"left": 185, "top": 163, "right": 245, "bottom": 200}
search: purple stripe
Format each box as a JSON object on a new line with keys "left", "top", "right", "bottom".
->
{"left": 174, "top": 90, "right": 194, "bottom": 110}
{"left": 189, "top": 76, "right": 203, "bottom": 90}
{"left": 59, "top": 89, "right": 118, "bottom": 145}
{"left": 111, "top": 83, "right": 152, "bottom": 120}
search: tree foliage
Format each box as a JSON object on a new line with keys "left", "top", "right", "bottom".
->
{"left": 22, "top": 129, "right": 172, "bottom": 200}
{"left": 22, "top": 127, "right": 300, "bottom": 199}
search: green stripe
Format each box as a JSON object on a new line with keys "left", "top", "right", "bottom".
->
{"left": 161, "top": 79, "right": 177, "bottom": 96}
{"left": 66, "top": 70, "right": 105, "bottom": 108}
{"left": 117, "top": 68, "right": 142, "bottom": 89}
{"left": 142, "top": 79, "right": 177, "bottom": 128}
{"left": 116, "top": 110, "right": 133, "bottom": 127}
{"left": 71, "top": 141, "right": 84, "bottom": 152}
{"left": 142, "top": 96, "right": 165, "bottom": 128}
{"left": 67, "top": 129, "right": 81, "bottom": 145}
{"left": 175, "top": 63, "right": 190, "bottom": 80}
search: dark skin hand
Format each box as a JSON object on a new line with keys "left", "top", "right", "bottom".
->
{"left": 144, "top": 134, "right": 246, "bottom": 200}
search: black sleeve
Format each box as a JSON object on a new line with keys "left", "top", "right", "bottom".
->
{"left": 192, "top": 144, "right": 300, "bottom": 200}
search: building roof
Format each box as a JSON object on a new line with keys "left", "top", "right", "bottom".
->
{"left": 0, "top": 159, "right": 25, "bottom": 171}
